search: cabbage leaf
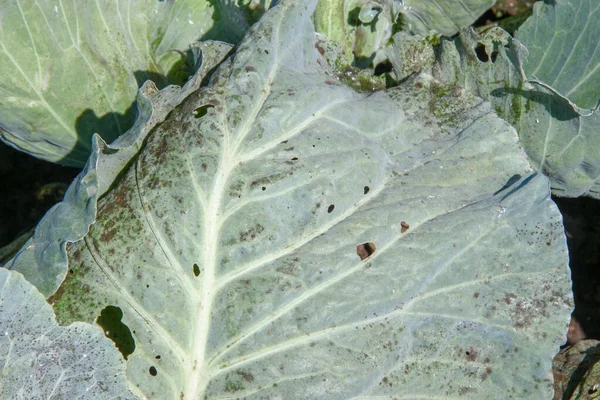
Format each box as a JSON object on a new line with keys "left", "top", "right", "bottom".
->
{"left": 400, "top": 0, "right": 495, "bottom": 36}
{"left": 427, "top": 13, "right": 600, "bottom": 198}
{"left": 517, "top": 0, "right": 600, "bottom": 112}
{"left": 0, "top": 267, "right": 133, "bottom": 399}
{"left": 0, "top": 0, "right": 247, "bottom": 166}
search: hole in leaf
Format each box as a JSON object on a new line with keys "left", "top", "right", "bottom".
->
{"left": 193, "top": 104, "right": 214, "bottom": 118}
{"left": 490, "top": 51, "right": 499, "bottom": 63}
{"left": 327, "top": 204, "right": 335, "bottom": 213}
{"left": 96, "top": 306, "right": 135, "bottom": 360}
{"left": 193, "top": 263, "right": 200, "bottom": 277}
{"left": 374, "top": 60, "right": 393, "bottom": 76}
{"left": 291, "top": 157, "right": 298, "bottom": 161}
{"left": 474, "top": 43, "right": 489, "bottom": 62}
{"left": 149, "top": 366, "right": 158, "bottom": 376}
{"left": 401, "top": 221, "right": 410, "bottom": 233}
{"left": 155, "top": 355, "right": 161, "bottom": 360}
{"left": 357, "top": 242, "right": 376, "bottom": 260}
{"left": 262, "top": 186, "right": 266, "bottom": 191}
{"left": 364, "top": 186, "right": 370, "bottom": 195}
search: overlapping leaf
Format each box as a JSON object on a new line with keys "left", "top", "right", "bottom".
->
{"left": 427, "top": 22, "right": 600, "bottom": 198}
{"left": 400, "top": 0, "right": 495, "bottom": 36}
{"left": 0, "top": 0, "right": 247, "bottom": 166}
{"left": 0, "top": 267, "right": 132, "bottom": 399}
{"left": 517, "top": 0, "right": 600, "bottom": 111}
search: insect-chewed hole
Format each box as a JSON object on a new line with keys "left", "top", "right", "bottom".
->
{"left": 374, "top": 60, "right": 393, "bottom": 76}
{"left": 364, "top": 186, "right": 370, "bottom": 195}
{"left": 490, "top": 50, "right": 499, "bottom": 63}
{"left": 193, "top": 104, "right": 214, "bottom": 118}
{"left": 193, "top": 263, "right": 200, "bottom": 277}
{"left": 475, "top": 43, "right": 489, "bottom": 62}
{"left": 96, "top": 305, "right": 136, "bottom": 360}
{"left": 357, "top": 242, "right": 376, "bottom": 260}
{"left": 327, "top": 204, "right": 335, "bottom": 213}
{"left": 149, "top": 366, "right": 158, "bottom": 376}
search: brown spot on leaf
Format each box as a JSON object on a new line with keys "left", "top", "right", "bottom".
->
{"left": 401, "top": 221, "right": 410, "bottom": 233}
{"left": 155, "top": 137, "right": 168, "bottom": 164}
{"left": 503, "top": 293, "right": 517, "bottom": 304}
{"left": 236, "top": 371, "right": 254, "bottom": 382}
{"left": 315, "top": 43, "right": 325, "bottom": 55}
{"left": 100, "top": 229, "right": 117, "bottom": 243}
{"left": 465, "top": 348, "right": 478, "bottom": 362}
{"left": 239, "top": 224, "right": 264, "bottom": 242}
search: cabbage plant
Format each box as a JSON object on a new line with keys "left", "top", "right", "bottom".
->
{"left": 2, "top": 0, "right": 593, "bottom": 398}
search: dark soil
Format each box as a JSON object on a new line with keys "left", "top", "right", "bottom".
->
{"left": 554, "top": 196, "right": 600, "bottom": 342}
{"left": 0, "top": 141, "right": 79, "bottom": 262}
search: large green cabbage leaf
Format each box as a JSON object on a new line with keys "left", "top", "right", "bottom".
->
{"left": 425, "top": 16, "right": 600, "bottom": 198}
{"left": 6, "top": 1, "right": 571, "bottom": 398}
{"left": 515, "top": 0, "right": 600, "bottom": 198}
{"left": 517, "top": 0, "right": 600, "bottom": 112}
{"left": 0, "top": 0, "right": 247, "bottom": 167}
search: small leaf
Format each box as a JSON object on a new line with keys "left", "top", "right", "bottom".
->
{"left": 0, "top": 268, "right": 132, "bottom": 398}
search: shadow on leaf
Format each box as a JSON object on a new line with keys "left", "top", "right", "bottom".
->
{"left": 491, "top": 87, "right": 579, "bottom": 122}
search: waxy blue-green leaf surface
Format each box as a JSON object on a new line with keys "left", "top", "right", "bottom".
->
{"left": 517, "top": 0, "right": 600, "bottom": 112}
{"left": 0, "top": 0, "right": 247, "bottom": 166}
{"left": 0, "top": 267, "right": 133, "bottom": 399}
{"left": 28, "top": 1, "right": 574, "bottom": 398}
{"left": 400, "top": 0, "right": 495, "bottom": 36}
{"left": 429, "top": 26, "right": 600, "bottom": 198}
